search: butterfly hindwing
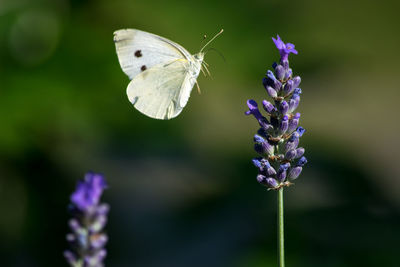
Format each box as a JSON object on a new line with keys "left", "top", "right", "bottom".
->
{"left": 126, "top": 59, "right": 198, "bottom": 120}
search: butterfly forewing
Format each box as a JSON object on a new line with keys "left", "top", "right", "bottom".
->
{"left": 114, "top": 29, "right": 190, "bottom": 79}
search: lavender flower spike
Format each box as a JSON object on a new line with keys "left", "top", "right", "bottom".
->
{"left": 64, "top": 172, "right": 109, "bottom": 267}
{"left": 245, "top": 34, "right": 306, "bottom": 189}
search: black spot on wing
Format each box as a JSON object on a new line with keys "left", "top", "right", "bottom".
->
{"left": 141, "top": 65, "right": 147, "bottom": 71}
{"left": 135, "top": 50, "right": 143, "bottom": 57}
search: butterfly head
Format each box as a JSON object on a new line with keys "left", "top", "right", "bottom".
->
{"left": 194, "top": 52, "right": 205, "bottom": 62}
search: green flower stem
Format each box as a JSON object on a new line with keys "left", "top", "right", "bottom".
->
{"left": 278, "top": 187, "right": 285, "bottom": 267}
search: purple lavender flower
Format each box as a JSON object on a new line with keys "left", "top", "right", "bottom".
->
{"left": 272, "top": 35, "right": 298, "bottom": 62}
{"left": 64, "top": 172, "right": 109, "bottom": 267}
{"left": 246, "top": 35, "right": 306, "bottom": 189}
{"left": 245, "top": 99, "right": 272, "bottom": 130}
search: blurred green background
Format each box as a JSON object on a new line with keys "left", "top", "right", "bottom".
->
{"left": 1, "top": 0, "right": 400, "bottom": 266}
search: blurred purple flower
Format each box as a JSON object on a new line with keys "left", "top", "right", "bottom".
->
{"left": 65, "top": 172, "right": 109, "bottom": 267}
{"left": 71, "top": 172, "right": 107, "bottom": 212}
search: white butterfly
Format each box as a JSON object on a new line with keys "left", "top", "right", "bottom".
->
{"left": 113, "top": 28, "right": 223, "bottom": 120}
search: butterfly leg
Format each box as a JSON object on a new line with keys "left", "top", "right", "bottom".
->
{"left": 195, "top": 80, "right": 201, "bottom": 94}
{"left": 201, "top": 67, "right": 207, "bottom": 77}
{"left": 202, "top": 62, "right": 211, "bottom": 78}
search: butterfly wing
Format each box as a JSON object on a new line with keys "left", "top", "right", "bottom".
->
{"left": 113, "top": 29, "right": 192, "bottom": 79}
{"left": 127, "top": 59, "right": 200, "bottom": 120}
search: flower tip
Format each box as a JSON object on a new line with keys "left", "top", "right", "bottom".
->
{"left": 297, "top": 127, "right": 306, "bottom": 136}
{"left": 247, "top": 99, "right": 258, "bottom": 109}
{"left": 294, "top": 88, "right": 302, "bottom": 95}
{"left": 252, "top": 158, "right": 262, "bottom": 168}
{"left": 298, "top": 156, "right": 308, "bottom": 166}
{"left": 272, "top": 34, "right": 284, "bottom": 50}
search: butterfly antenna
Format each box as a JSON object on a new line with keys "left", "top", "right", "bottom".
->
{"left": 199, "top": 34, "right": 207, "bottom": 51}
{"left": 200, "top": 29, "right": 224, "bottom": 53}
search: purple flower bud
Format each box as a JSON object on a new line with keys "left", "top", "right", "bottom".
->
{"left": 96, "top": 203, "right": 110, "bottom": 216}
{"left": 277, "top": 163, "right": 290, "bottom": 182}
{"left": 292, "top": 76, "right": 301, "bottom": 89}
{"left": 69, "top": 219, "right": 81, "bottom": 233}
{"left": 288, "top": 167, "right": 302, "bottom": 180}
{"left": 263, "top": 77, "right": 275, "bottom": 89}
{"left": 266, "top": 178, "right": 279, "bottom": 188}
{"left": 254, "top": 134, "right": 265, "bottom": 143}
{"left": 285, "top": 135, "right": 299, "bottom": 152}
{"left": 95, "top": 249, "right": 107, "bottom": 264}
{"left": 254, "top": 140, "right": 274, "bottom": 156}
{"left": 281, "top": 163, "right": 291, "bottom": 170}
{"left": 252, "top": 158, "right": 262, "bottom": 169}
{"left": 245, "top": 100, "right": 271, "bottom": 129}
{"left": 295, "top": 147, "right": 305, "bottom": 159}
{"left": 254, "top": 158, "right": 277, "bottom": 176}
{"left": 89, "top": 215, "right": 108, "bottom": 232}
{"left": 258, "top": 158, "right": 276, "bottom": 176}
{"left": 275, "top": 65, "right": 285, "bottom": 80}
{"left": 285, "top": 149, "right": 297, "bottom": 160}
{"left": 245, "top": 99, "right": 262, "bottom": 118}
{"left": 290, "top": 131, "right": 300, "bottom": 140}
{"left": 284, "top": 68, "right": 292, "bottom": 80}
{"left": 90, "top": 234, "right": 108, "bottom": 249}
{"left": 265, "top": 70, "right": 282, "bottom": 91}
{"left": 284, "top": 79, "right": 296, "bottom": 96}
{"left": 64, "top": 251, "right": 77, "bottom": 266}
{"left": 266, "top": 86, "right": 277, "bottom": 98}
{"left": 293, "top": 88, "right": 302, "bottom": 95}
{"left": 279, "top": 115, "right": 289, "bottom": 135}
{"left": 66, "top": 233, "right": 75, "bottom": 242}
{"left": 256, "top": 174, "right": 267, "bottom": 184}
{"left": 266, "top": 70, "right": 276, "bottom": 81}
{"left": 262, "top": 100, "right": 276, "bottom": 113}
{"left": 257, "top": 174, "right": 279, "bottom": 188}
{"left": 84, "top": 251, "right": 107, "bottom": 267}
{"left": 297, "top": 156, "right": 308, "bottom": 166}
{"left": 288, "top": 113, "right": 301, "bottom": 133}
{"left": 262, "top": 140, "right": 274, "bottom": 155}
{"left": 279, "top": 101, "right": 289, "bottom": 115}
{"left": 297, "top": 127, "right": 306, "bottom": 137}
{"left": 288, "top": 94, "right": 300, "bottom": 113}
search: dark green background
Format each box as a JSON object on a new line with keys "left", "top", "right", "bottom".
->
{"left": 1, "top": 0, "right": 399, "bottom": 266}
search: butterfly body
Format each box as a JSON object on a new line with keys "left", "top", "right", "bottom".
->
{"left": 114, "top": 29, "right": 208, "bottom": 120}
